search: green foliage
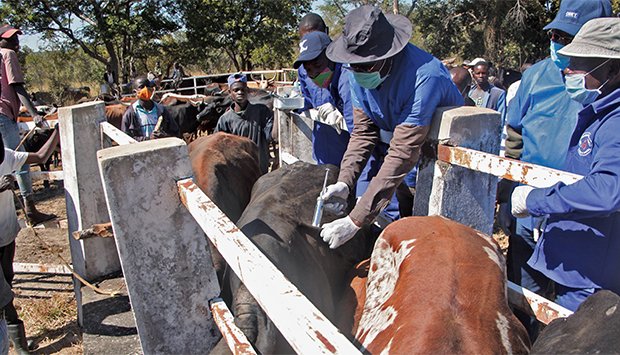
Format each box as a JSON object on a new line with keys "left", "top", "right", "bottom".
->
{"left": 0, "top": 0, "right": 179, "bottom": 80}
{"left": 23, "top": 46, "right": 103, "bottom": 103}
{"left": 317, "top": 0, "right": 563, "bottom": 69}
{"left": 180, "top": 0, "right": 312, "bottom": 71}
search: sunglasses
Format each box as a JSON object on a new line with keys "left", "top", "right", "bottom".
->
{"left": 547, "top": 30, "right": 573, "bottom": 46}
{"left": 348, "top": 61, "right": 383, "bottom": 73}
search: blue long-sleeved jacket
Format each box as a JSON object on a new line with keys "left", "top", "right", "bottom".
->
{"left": 507, "top": 58, "right": 583, "bottom": 170}
{"left": 298, "top": 64, "right": 353, "bottom": 166}
{"left": 526, "top": 88, "right": 620, "bottom": 293}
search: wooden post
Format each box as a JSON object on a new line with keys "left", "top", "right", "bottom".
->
{"left": 97, "top": 138, "right": 220, "bottom": 354}
{"left": 414, "top": 106, "right": 501, "bottom": 235}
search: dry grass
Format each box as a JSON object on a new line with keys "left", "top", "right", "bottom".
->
{"left": 13, "top": 293, "right": 82, "bottom": 354}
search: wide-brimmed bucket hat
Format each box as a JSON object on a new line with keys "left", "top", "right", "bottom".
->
{"left": 558, "top": 18, "right": 620, "bottom": 59}
{"left": 326, "top": 5, "right": 412, "bottom": 64}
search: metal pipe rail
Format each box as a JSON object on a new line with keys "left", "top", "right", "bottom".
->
{"left": 178, "top": 178, "right": 360, "bottom": 354}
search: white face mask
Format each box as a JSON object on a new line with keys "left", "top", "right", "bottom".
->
{"left": 565, "top": 59, "right": 611, "bottom": 105}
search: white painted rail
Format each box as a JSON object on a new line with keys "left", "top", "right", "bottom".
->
{"left": 30, "top": 170, "right": 64, "bottom": 181}
{"left": 210, "top": 298, "right": 257, "bottom": 354}
{"left": 437, "top": 145, "right": 583, "bottom": 188}
{"left": 507, "top": 281, "right": 573, "bottom": 323}
{"left": 100, "top": 121, "right": 137, "bottom": 146}
{"left": 177, "top": 178, "right": 360, "bottom": 354}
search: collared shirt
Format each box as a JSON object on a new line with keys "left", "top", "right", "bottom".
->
{"left": 350, "top": 43, "right": 464, "bottom": 131}
{"left": 468, "top": 83, "right": 506, "bottom": 122}
{"left": 299, "top": 63, "right": 354, "bottom": 166}
{"left": 0, "top": 48, "right": 25, "bottom": 120}
{"left": 215, "top": 103, "right": 273, "bottom": 174}
{"left": 133, "top": 101, "right": 160, "bottom": 139}
{"left": 0, "top": 148, "right": 28, "bottom": 247}
{"left": 526, "top": 88, "right": 620, "bottom": 293}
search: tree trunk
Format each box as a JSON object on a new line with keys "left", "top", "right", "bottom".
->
{"left": 393, "top": 0, "right": 400, "bottom": 14}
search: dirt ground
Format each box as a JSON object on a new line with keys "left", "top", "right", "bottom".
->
{"left": 11, "top": 179, "right": 82, "bottom": 355}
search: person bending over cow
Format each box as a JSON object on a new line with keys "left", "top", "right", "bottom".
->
{"left": 294, "top": 29, "right": 404, "bottom": 223}
{"left": 511, "top": 17, "right": 620, "bottom": 313}
{"left": 121, "top": 76, "right": 179, "bottom": 141}
{"left": 0, "top": 127, "right": 59, "bottom": 354}
{"left": 0, "top": 25, "right": 56, "bottom": 226}
{"left": 319, "top": 6, "right": 463, "bottom": 249}
{"left": 214, "top": 73, "right": 273, "bottom": 174}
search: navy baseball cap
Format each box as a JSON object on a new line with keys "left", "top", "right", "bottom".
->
{"left": 227, "top": 73, "right": 247, "bottom": 87}
{"left": 543, "top": 0, "right": 612, "bottom": 36}
{"left": 293, "top": 31, "right": 332, "bottom": 69}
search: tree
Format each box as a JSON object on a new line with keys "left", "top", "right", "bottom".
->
{"left": 180, "top": 0, "right": 312, "bottom": 71}
{"left": 0, "top": 0, "right": 178, "bottom": 82}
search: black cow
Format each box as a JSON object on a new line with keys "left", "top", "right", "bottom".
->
{"left": 165, "top": 95, "right": 232, "bottom": 142}
{"left": 212, "top": 162, "right": 378, "bottom": 354}
{"left": 531, "top": 290, "right": 620, "bottom": 354}
{"left": 22, "top": 127, "right": 59, "bottom": 189}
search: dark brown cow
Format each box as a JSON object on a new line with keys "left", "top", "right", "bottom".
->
{"left": 351, "top": 216, "right": 530, "bottom": 354}
{"left": 188, "top": 132, "right": 261, "bottom": 283}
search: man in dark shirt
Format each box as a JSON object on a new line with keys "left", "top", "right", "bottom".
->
{"left": 215, "top": 73, "right": 273, "bottom": 174}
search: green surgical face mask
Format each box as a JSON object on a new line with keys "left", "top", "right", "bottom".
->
{"left": 311, "top": 67, "right": 334, "bottom": 88}
{"left": 351, "top": 60, "right": 388, "bottom": 89}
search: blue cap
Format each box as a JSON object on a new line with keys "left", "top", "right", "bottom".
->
{"left": 293, "top": 31, "right": 332, "bottom": 69}
{"left": 543, "top": 0, "right": 612, "bottom": 36}
{"left": 227, "top": 73, "right": 247, "bottom": 87}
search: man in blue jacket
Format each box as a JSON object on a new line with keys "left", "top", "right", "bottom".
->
{"left": 503, "top": 0, "right": 611, "bottom": 328}
{"left": 319, "top": 5, "right": 463, "bottom": 248}
{"left": 512, "top": 17, "right": 620, "bottom": 312}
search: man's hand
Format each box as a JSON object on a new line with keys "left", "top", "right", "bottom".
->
{"left": 320, "top": 182, "right": 349, "bottom": 215}
{"left": 0, "top": 175, "right": 16, "bottom": 193}
{"left": 33, "top": 114, "right": 45, "bottom": 127}
{"left": 316, "top": 103, "right": 347, "bottom": 134}
{"left": 511, "top": 185, "right": 535, "bottom": 218}
{"left": 320, "top": 216, "right": 360, "bottom": 249}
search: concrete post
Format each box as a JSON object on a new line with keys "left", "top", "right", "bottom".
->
{"left": 59, "top": 102, "right": 121, "bottom": 324}
{"left": 97, "top": 138, "right": 220, "bottom": 354}
{"left": 413, "top": 106, "right": 501, "bottom": 235}
{"left": 276, "top": 86, "right": 316, "bottom": 165}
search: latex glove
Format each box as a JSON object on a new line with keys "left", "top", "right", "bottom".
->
{"left": 321, "top": 216, "right": 360, "bottom": 249}
{"left": 317, "top": 102, "right": 337, "bottom": 119}
{"left": 33, "top": 114, "right": 44, "bottom": 127}
{"left": 0, "top": 175, "right": 15, "bottom": 193}
{"left": 511, "top": 185, "right": 535, "bottom": 218}
{"left": 316, "top": 103, "right": 347, "bottom": 134}
{"left": 320, "top": 182, "right": 349, "bottom": 215}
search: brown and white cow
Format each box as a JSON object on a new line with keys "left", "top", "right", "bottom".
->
{"left": 350, "top": 216, "right": 530, "bottom": 354}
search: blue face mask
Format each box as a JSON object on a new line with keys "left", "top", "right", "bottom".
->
{"left": 565, "top": 59, "right": 610, "bottom": 105}
{"left": 550, "top": 41, "right": 570, "bottom": 70}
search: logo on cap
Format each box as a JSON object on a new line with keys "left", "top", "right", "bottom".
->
{"left": 578, "top": 132, "right": 592, "bottom": 156}
{"left": 565, "top": 11, "right": 579, "bottom": 19}
{"left": 299, "top": 40, "right": 308, "bottom": 53}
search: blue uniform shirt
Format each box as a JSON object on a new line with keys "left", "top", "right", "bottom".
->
{"left": 526, "top": 88, "right": 620, "bottom": 294}
{"left": 507, "top": 58, "right": 583, "bottom": 170}
{"left": 350, "top": 44, "right": 463, "bottom": 130}
{"left": 298, "top": 64, "right": 353, "bottom": 166}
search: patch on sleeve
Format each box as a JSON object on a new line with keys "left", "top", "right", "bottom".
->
{"left": 578, "top": 132, "right": 593, "bottom": 157}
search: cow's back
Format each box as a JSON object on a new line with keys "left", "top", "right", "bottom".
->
{"left": 226, "top": 162, "right": 377, "bottom": 353}
{"left": 531, "top": 290, "right": 620, "bottom": 354}
{"left": 357, "top": 216, "right": 530, "bottom": 354}
{"left": 188, "top": 132, "right": 260, "bottom": 223}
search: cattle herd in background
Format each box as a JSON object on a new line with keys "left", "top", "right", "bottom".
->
{"left": 12, "top": 76, "right": 620, "bottom": 353}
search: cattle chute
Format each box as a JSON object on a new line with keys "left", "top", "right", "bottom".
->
{"left": 57, "top": 101, "right": 581, "bottom": 353}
